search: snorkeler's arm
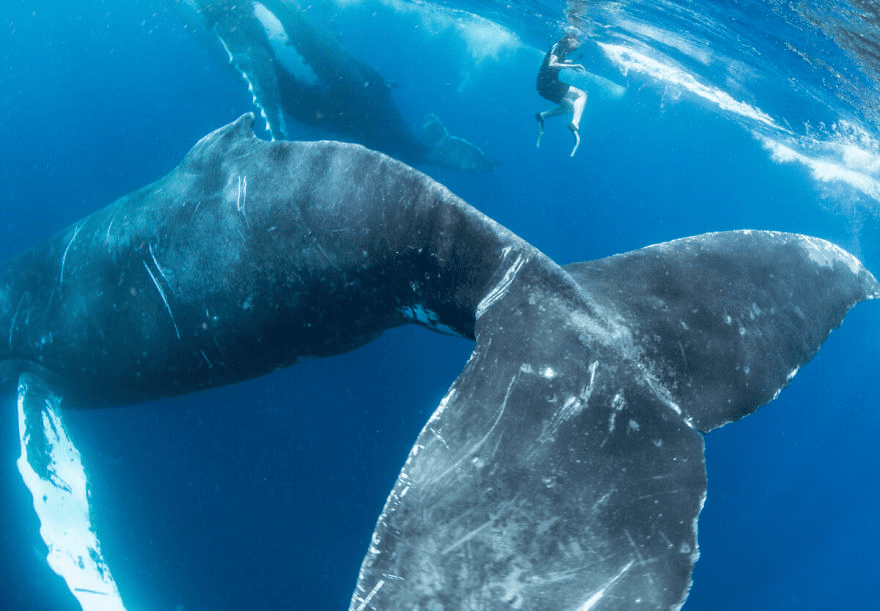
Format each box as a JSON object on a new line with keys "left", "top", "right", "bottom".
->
{"left": 547, "top": 54, "right": 585, "bottom": 72}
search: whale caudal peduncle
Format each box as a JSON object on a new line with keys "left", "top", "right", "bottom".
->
{"left": 0, "top": 114, "right": 530, "bottom": 406}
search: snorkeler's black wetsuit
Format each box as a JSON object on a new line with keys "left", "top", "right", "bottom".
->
{"left": 536, "top": 40, "right": 571, "bottom": 103}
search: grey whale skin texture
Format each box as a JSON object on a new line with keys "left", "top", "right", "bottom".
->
{"left": 1, "top": 114, "right": 877, "bottom": 611}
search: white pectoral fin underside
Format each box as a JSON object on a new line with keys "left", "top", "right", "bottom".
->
{"left": 16, "top": 371, "right": 127, "bottom": 611}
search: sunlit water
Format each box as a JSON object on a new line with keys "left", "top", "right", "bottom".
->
{"left": 1, "top": 1, "right": 878, "bottom": 610}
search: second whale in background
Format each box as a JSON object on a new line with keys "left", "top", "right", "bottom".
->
{"left": 175, "top": 0, "right": 497, "bottom": 172}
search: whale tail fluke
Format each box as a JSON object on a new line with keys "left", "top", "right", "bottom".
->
{"left": 352, "top": 230, "right": 878, "bottom": 611}
{"left": 420, "top": 114, "right": 497, "bottom": 173}
{"left": 563, "top": 230, "right": 880, "bottom": 432}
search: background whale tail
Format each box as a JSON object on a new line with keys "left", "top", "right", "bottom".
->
{"left": 420, "top": 113, "right": 497, "bottom": 173}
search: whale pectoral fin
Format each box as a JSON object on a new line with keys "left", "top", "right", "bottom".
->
{"left": 352, "top": 269, "right": 707, "bottom": 611}
{"left": 212, "top": 15, "right": 289, "bottom": 141}
{"left": 16, "top": 371, "right": 127, "bottom": 611}
{"left": 564, "top": 231, "right": 880, "bottom": 432}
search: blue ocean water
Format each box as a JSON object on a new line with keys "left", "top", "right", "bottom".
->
{"left": 1, "top": 0, "right": 878, "bottom": 610}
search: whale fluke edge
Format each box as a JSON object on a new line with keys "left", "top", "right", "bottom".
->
{"left": 2, "top": 114, "right": 877, "bottom": 611}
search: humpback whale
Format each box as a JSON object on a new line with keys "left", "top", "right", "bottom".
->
{"left": 2, "top": 114, "right": 877, "bottom": 611}
{"left": 175, "top": 0, "right": 496, "bottom": 173}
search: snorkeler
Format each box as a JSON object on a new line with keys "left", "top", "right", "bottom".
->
{"left": 536, "top": 27, "right": 588, "bottom": 157}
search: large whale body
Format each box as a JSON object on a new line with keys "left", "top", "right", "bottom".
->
{"left": 175, "top": 0, "right": 496, "bottom": 172}
{"left": 1, "top": 114, "right": 877, "bottom": 611}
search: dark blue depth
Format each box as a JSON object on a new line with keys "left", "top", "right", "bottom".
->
{"left": 1, "top": 1, "right": 878, "bottom": 610}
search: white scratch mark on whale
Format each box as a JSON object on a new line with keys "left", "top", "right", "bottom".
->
{"left": 476, "top": 254, "right": 526, "bottom": 318}
{"left": 142, "top": 260, "right": 181, "bottom": 341}
{"left": 441, "top": 518, "right": 494, "bottom": 555}
{"left": 58, "top": 222, "right": 83, "bottom": 288}
{"left": 428, "top": 372, "right": 520, "bottom": 486}
{"left": 147, "top": 244, "right": 170, "bottom": 285}
{"left": 8, "top": 293, "right": 27, "bottom": 349}
{"left": 574, "top": 559, "right": 635, "bottom": 611}
{"left": 354, "top": 578, "right": 385, "bottom": 611}
{"left": 237, "top": 175, "right": 249, "bottom": 227}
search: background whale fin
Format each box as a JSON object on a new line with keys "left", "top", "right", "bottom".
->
{"left": 421, "top": 113, "right": 497, "bottom": 173}
{"left": 210, "top": 11, "right": 290, "bottom": 141}
{"left": 563, "top": 230, "right": 880, "bottom": 432}
{"left": 16, "top": 371, "right": 127, "bottom": 611}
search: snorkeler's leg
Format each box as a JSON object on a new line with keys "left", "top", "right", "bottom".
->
{"left": 536, "top": 113, "right": 544, "bottom": 147}
{"left": 569, "top": 87, "right": 587, "bottom": 130}
{"left": 566, "top": 89, "right": 586, "bottom": 156}
{"left": 536, "top": 104, "right": 570, "bottom": 148}
{"left": 542, "top": 104, "right": 570, "bottom": 120}
{"left": 569, "top": 124, "right": 580, "bottom": 157}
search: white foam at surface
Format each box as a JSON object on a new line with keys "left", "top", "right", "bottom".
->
{"left": 611, "top": 17, "right": 713, "bottom": 67}
{"left": 599, "top": 42, "right": 779, "bottom": 130}
{"left": 332, "top": 0, "right": 519, "bottom": 62}
{"left": 758, "top": 128, "right": 880, "bottom": 204}
{"left": 600, "top": 40, "right": 880, "bottom": 206}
